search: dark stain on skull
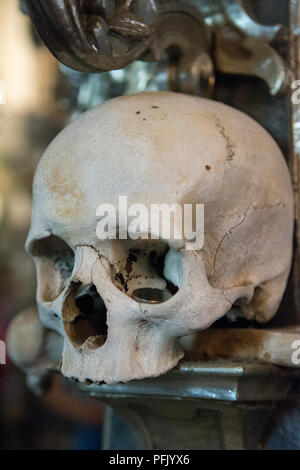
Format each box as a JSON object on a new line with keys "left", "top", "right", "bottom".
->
{"left": 115, "top": 272, "right": 125, "bottom": 286}
{"left": 125, "top": 251, "right": 138, "bottom": 274}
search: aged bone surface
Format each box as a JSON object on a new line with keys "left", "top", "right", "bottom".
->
{"left": 21, "top": 91, "right": 293, "bottom": 385}
{"left": 7, "top": 306, "right": 63, "bottom": 394}
{"left": 183, "top": 328, "right": 300, "bottom": 368}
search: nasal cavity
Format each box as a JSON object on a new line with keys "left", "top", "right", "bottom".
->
{"left": 62, "top": 282, "right": 108, "bottom": 350}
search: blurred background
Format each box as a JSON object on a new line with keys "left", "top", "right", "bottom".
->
{"left": 0, "top": 0, "right": 107, "bottom": 450}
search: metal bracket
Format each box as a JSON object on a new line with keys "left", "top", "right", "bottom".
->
{"left": 22, "top": 0, "right": 289, "bottom": 96}
{"left": 198, "top": 0, "right": 290, "bottom": 95}
{"left": 79, "top": 361, "right": 300, "bottom": 449}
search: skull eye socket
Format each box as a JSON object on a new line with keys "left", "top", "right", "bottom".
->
{"left": 30, "top": 235, "right": 75, "bottom": 303}
{"left": 63, "top": 282, "right": 108, "bottom": 350}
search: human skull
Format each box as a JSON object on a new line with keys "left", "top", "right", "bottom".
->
{"left": 25, "top": 91, "right": 294, "bottom": 385}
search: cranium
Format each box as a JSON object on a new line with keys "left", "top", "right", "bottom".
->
{"left": 25, "top": 91, "right": 294, "bottom": 384}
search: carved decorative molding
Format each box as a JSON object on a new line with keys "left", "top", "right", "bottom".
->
{"left": 199, "top": 0, "right": 290, "bottom": 95}
{"left": 23, "top": 0, "right": 214, "bottom": 96}
{"left": 23, "top": 0, "right": 289, "bottom": 96}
